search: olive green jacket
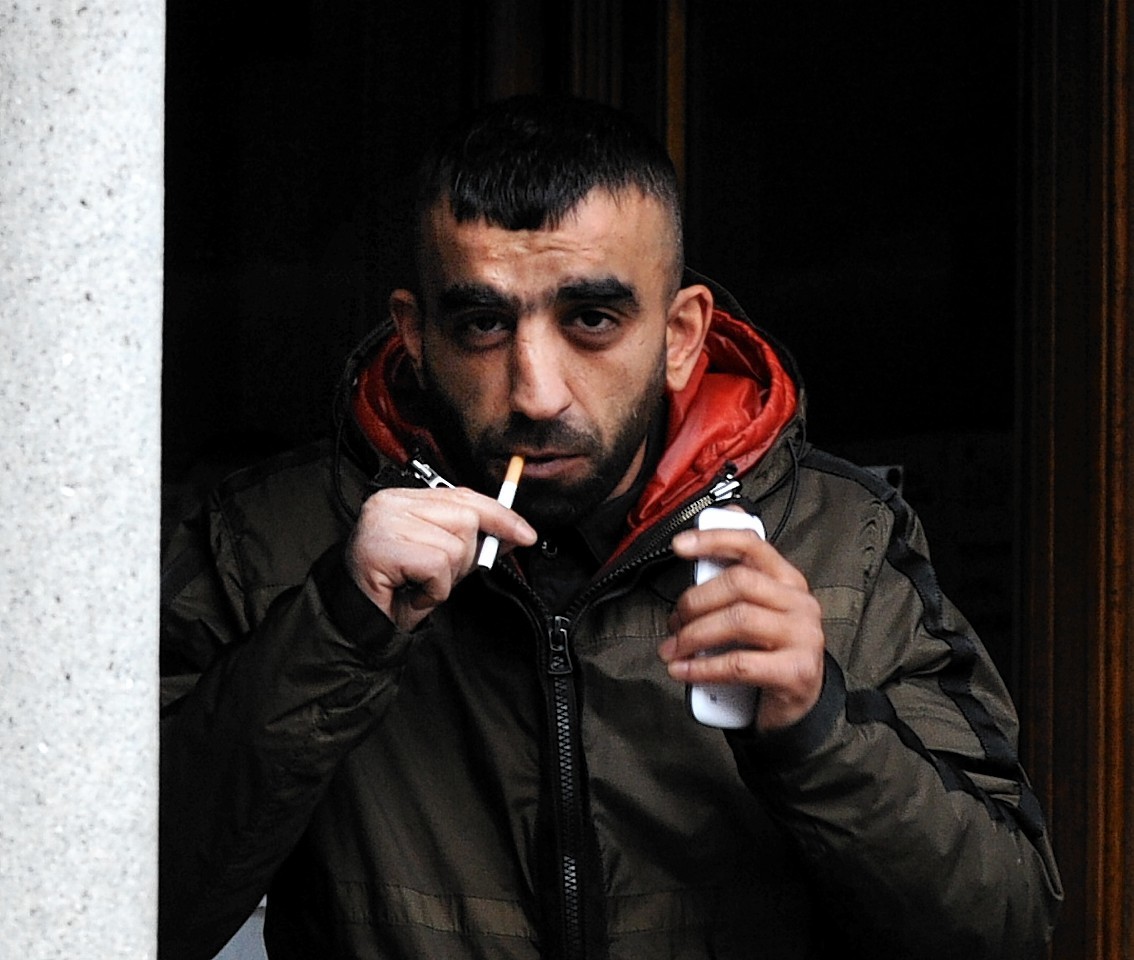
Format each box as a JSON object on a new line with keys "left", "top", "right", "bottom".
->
{"left": 160, "top": 285, "right": 1061, "bottom": 960}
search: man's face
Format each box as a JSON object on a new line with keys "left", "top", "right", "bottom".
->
{"left": 399, "top": 188, "right": 692, "bottom": 529}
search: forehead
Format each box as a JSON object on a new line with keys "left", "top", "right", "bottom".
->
{"left": 419, "top": 188, "right": 675, "bottom": 298}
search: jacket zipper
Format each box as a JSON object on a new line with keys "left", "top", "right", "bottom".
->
{"left": 408, "top": 455, "right": 742, "bottom": 959}
{"left": 543, "top": 613, "right": 585, "bottom": 960}
{"left": 571, "top": 466, "right": 744, "bottom": 606}
{"left": 534, "top": 466, "right": 743, "bottom": 960}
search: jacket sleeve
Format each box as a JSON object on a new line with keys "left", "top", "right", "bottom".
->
{"left": 728, "top": 498, "right": 1063, "bottom": 960}
{"left": 158, "top": 497, "right": 412, "bottom": 960}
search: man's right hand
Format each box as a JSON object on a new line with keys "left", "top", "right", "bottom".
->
{"left": 346, "top": 487, "right": 537, "bottom": 631}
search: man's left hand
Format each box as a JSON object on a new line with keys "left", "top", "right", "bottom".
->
{"left": 658, "top": 525, "right": 826, "bottom": 732}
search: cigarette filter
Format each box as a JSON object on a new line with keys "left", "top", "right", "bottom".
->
{"left": 477, "top": 455, "right": 524, "bottom": 568}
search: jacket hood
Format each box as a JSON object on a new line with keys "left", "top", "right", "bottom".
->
{"left": 346, "top": 272, "right": 799, "bottom": 534}
{"left": 631, "top": 306, "right": 797, "bottom": 530}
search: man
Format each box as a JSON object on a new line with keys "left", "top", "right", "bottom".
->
{"left": 160, "top": 95, "right": 1062, "bottom": 960}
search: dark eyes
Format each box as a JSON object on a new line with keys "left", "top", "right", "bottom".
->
{"left": 466, "top": 314, "right": 509, "bottom": 335}
{"left": 447, "top": 314, "right": 509, "bottom": 350}
{"left": 572, "top": 310, "right": 617, "bottom": 334}
{"left": 449, "top": 310, "right": 620, "bottom": 350}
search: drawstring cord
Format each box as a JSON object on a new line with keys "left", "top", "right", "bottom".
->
{"left": 768, "top": 436, "right": 801, "bottom": 543}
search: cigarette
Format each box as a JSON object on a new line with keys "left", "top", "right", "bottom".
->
{"left": 477, "top": 455, "right": 525, "bottom": 569}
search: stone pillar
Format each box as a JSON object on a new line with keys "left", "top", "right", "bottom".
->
{"left": 0, "top": 3, "right": 164, "bottom": 958}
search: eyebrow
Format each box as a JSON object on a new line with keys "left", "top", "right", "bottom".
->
{"left": 435, "top": 277, "right": 641, "bottom": 317}
{"left": 437, "top": 283, "right": 520, "bottom": 314}
{"left": 555, "top": 277, "right": 640, "bottom": 313}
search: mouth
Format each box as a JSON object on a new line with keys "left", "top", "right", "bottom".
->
{"left": 505, "top": 450, "right": 586, "bottom": 481}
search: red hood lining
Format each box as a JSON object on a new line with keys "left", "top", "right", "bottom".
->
{"left": 630, "top": 309, "right": 797, "bottom": 530}
{"left": 351, "top": 308, "right": 798, "bottom": 533}
{"left": 352, "top": 337, "right": 434, "bottom": 469}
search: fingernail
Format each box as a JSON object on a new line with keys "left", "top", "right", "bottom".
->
{"left": 671, "top": 531, "right": 695, "bottom": 551}
{"left": 667, "top": 659, "right": 689, "bottom": 679}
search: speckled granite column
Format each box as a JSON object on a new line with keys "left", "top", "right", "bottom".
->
{"left": 0, "top": 4, "right": 164, "bottom": 958}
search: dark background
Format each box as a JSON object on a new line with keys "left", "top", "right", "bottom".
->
{"left": 163, "top": 1, "right": 1020, "bottom": 682}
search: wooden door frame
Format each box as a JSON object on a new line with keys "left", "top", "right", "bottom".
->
{"left": 1017, "top": 0, "right": 1133, "bottom": 956}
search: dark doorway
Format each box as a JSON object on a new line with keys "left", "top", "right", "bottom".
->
{"left": 163, "top": 1, "right": 1021, "bottom": 683}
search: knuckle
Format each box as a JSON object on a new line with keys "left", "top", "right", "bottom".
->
{"left": 795, "top": 651, "right": 824, "bottom": 686}
{"left": 456, "top": 503, "right": 481, "bottom": 536}
{"left": 357, "top": 493, "right": 384, "bottom": 521}
{"left": 673, "top": 592, "right": 697, "bottom": 624}
{"left": 724, "top": 602, "right": 750, "bottom": 635}
{"left": 792, "top": 595, "right": 823, "bottom": 634}
{"left": 732, "top": 650, "right": 761, "bottom": 683}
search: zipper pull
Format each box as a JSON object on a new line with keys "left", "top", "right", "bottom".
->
{"left": 546, "top": 615, "right": 574, "bottom": 675}
{"left": 708, "top": 463, "right": 741, "bottom": 502}
{"left": 407, "top": 457, "right": 455, "bottom": 489}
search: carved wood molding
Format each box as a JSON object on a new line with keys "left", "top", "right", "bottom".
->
{"left": 1018, "top": 1, "right": 1133, "bottom": 956}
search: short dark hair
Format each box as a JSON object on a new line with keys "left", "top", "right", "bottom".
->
{"left": 414, "top": 95, "right": 684, "bottom": 285}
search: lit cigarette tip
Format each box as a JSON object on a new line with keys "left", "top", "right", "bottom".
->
{"left": 477, "top": 454, "right": 525, "bottom": 569}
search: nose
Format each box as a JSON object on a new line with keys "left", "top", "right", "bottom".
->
{"left": 509, "top": 322, "right": 572, "bottom": 421}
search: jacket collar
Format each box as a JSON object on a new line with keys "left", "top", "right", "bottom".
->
{"left": 629, "top": 306, "right": 797, "bottom": 532}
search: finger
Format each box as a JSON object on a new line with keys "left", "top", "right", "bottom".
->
{"left": 668, "top": 565, "right": 801, "bottom": 635}
{"left": 391, "top": 546, "right": 457, "bottom": 610}
{"left": 376, "top": 488, "right": 537, "bottom": 563}
{"left": 664, "top": 600, "right": 797, "bottom": 661}
{"left": 666, "top": 644, "right": 824, "bottom": 699}
{"left": 475, "top": 503, "right": 539, "bottom": 553}
{"left": 662, "top": 580, "right": 824, "bottom": 664}
{"left": 671, "top": 525, "right": 763, "bottom": 563}
{"left": 426, "top": 487, "right": 539, "bottom": 550}
{"left": 375, "top": 502, "right": 480, "bottom": 577}
{"left": 352, "top": 486, "right": 539, "bottom": 626}
{"left": 672, "top": 527, "right": 809, "bottom": 590}
{"left": 349, "top": 493, "right": 477, "bottom": 606}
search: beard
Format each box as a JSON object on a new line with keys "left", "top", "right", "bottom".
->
{"left": 419, "top": 351, "right": 667, "bottom": 530}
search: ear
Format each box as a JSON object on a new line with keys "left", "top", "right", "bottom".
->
{"left": 389, "top": 289, "right": 425, "bottom": 381}
{"left": 665, "top": 284, "right": 714, "bottom": 392}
